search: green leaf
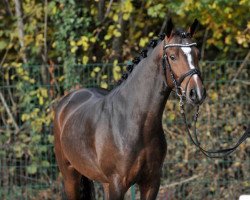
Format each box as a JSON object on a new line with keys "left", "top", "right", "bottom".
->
{"left": 41, "top": 161, "right": 50, "bottom": 167}
{"left": 27, "top": 165, "right": 37, "bottom": 174}
{"left": 0, "top": 41, "right": 7, "bottom": 50}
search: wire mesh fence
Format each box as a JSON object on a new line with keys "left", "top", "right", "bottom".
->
{"left": 0, "top": 60, "right": 249, "bottom": 199}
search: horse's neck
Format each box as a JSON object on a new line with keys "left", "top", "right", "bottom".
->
{"left": 109, "top": 42, "right": 171, "bottom": 128}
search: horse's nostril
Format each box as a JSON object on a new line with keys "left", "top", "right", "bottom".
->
{"left": 190, "top": 89, "right": 197, "bottom": 101}
{"left": 189, "top": 87, "right": 206, "bottom": 104}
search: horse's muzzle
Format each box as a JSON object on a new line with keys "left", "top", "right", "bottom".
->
{"left": 188, "top": 86, "right": 206, "bottom": 105}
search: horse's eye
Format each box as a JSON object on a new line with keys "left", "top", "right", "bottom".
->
{"left": 170, "top": 55, "right": 176, "bottom": 61}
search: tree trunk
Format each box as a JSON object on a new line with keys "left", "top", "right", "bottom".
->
{"left": 98, "top": 0, "right": 105, "bottom": 22}
{"left": 41, "top": 0, "right": 49, "bottom": 84}
{"left": 111, "top": 0, "right": 128, "bottom": 62}
{"left": 14, "top": 0, "right": 27, "bottom": 63}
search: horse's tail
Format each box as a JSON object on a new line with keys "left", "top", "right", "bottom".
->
{"left": 80, "top": 175, "right": 95, "bottom": 200}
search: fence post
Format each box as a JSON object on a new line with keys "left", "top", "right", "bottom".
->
{"left": 131, "top": 185, "right": 135, "bottom": 200}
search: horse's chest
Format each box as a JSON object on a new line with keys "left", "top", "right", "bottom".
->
{"left": 125, "top": 139, "right": 166, "bottom": 184}
{"left": 124, "top": 149, "right": 146, "bottom": 184}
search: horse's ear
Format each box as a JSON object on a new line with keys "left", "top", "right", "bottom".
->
{"left": 189, "top": 19, "right": 199, "bottom": 37}
{"left": 166, "top": 18, "right": 174, "bottom": 38}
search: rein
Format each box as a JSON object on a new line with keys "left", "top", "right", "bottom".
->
{"left": 162, "top": 41, "right": 250, "bottom": 158}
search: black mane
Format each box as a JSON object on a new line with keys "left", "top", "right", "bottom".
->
{"left": 117, "top": 33, "right": 166, "bottom": 85}
{"left": 116, "top": 29, "right": 191, "bottom": 85}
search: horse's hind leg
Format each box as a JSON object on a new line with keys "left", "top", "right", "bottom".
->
{"left": 55, "top": 146, "right": 95, "bottom": 200}
{"left": 54, "top": 137, "right": 82, "bottom": 199}
{"left": 53, "top": 120, "right": 82, "bottom": 200}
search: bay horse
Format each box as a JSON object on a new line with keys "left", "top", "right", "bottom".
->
{"left": 53, "top": 19, "right": 206, "bottom": 200}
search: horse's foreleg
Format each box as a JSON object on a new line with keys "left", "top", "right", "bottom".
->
{"left": 138, "top": 177, "right": 160, "bottom": 200}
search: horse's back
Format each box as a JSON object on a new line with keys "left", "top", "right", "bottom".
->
{"left": 54, "top": 88, "right": 109, "bottom": 132}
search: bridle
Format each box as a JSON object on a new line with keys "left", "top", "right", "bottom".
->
{"left": 162, "top": 41, "right": 201, "bottom": 97}
{"left": 162, "top": 40, "right": 250, "bottom": 158}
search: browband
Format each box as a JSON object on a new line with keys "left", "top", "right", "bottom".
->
{"left": 164, "top": 43, "right": 197, "bottom": 49}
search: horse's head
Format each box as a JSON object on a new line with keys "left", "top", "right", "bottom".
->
{"left": 162, "top": 19, "right": 206, "bottom": 105}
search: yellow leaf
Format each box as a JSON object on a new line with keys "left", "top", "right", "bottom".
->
{"left": 70, "top": 41, "right": 76, "bottom": 46}
{"left": 225, "top": 35, "right": 232, "bottom": 45}
{"left": 114, "top": 66, "right": 121, "bottom": 72}
{"left": 10, "top": 75, "right": 16, "bottom": 80}
{"left": 77, "top": 40, "right": 82, "bottom": 46}
{"left": 52, "top": 42, "right": 56, "bottom": 48}
{"left": 94, "top": 67, "right": 101, "bottom": 72}
{"left": 122, "top": 0, "right": 133, "bottom": 13}
{"left": 113, "top": 14, "right": 119, "bottom": 22}
{"left": 100, "top": 82, "right": 108, "bottom": 89}
{"left": 35, "top": 34, "right": 44, "bottom": 46}
{"left": 233, "top": 161, "right": 241, "bottom": 167}
{"left": 113, "top": 29, "right": 121, "bottom": 37}
{"left": 90, "top": 71, "right": 96, "bottom": 78}
{"left": 82, "top": 56, "right": 89, "bottom": 65}
{"left": 52, "top": 6, "right": 57, "bottom": 14}
{"left": 90, "top": 37, "right": 96, "bottom": 43}
{"left": 23, "top": 76, "right": 29, "bottom": 81}
{"left": 15, "top": 63, "right": 22, "bottom": 68}
{"left": 29, "top": 79, "right": 35, "bottom": 84}
{"left": 79, "top": 36, "right": 89, "bottom": 51}
{"left": 168, "top": 113, "right": 175, "bottom": 121}
{"left": 39, "top": 96, "right": 44, "bottom": 105}
{"left": 16, "top": 67, "right": 24, "bottom": 75}
{"left": 71, "top": 46, "right": 78, "bottom": 53}
{"left": 210, "top": 92, "right": 218, "bottom": 101}
{"left": 148, "top": 32, "right": 154, "bottom": 37}
{"left": 58, "top": 76, "right": 65, "bottom": 82}
{"left": 21, "top": 114, "right": 29, "bottom": 121}
{"left": 102, "top": 75, "right": 108, "bottom": 79}
{"left": 123, "top": 13, "right": 130, "bottom": 21}
{"left": 113, "top": 66, "right": 121, "bottom": 81}
{"left": 247, "top": 21, "right": 250, "bottom": 29}
{"left": 139, "top": 37, "right": 149, "bottom": 47}
{"left": 100, "top": 41, "right": 107, "bottom": 48}
{"left": 113, "top": 59, "right": 118, "bottom": 66}
{"left": 104, "top": 35, "right": 111, "bottom": 40}
{"left": 4, "top": 73, "right": 9, "bottom": 80}
{"left": 40, "top": 88, "right": 48, "bottom": 98}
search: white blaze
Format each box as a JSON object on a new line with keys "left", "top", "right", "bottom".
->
{"left": 181, "top": 47, "right": 201, "bottom": 98}
{"left": 181, "top": 47, "right": 195, "bottom": 69}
